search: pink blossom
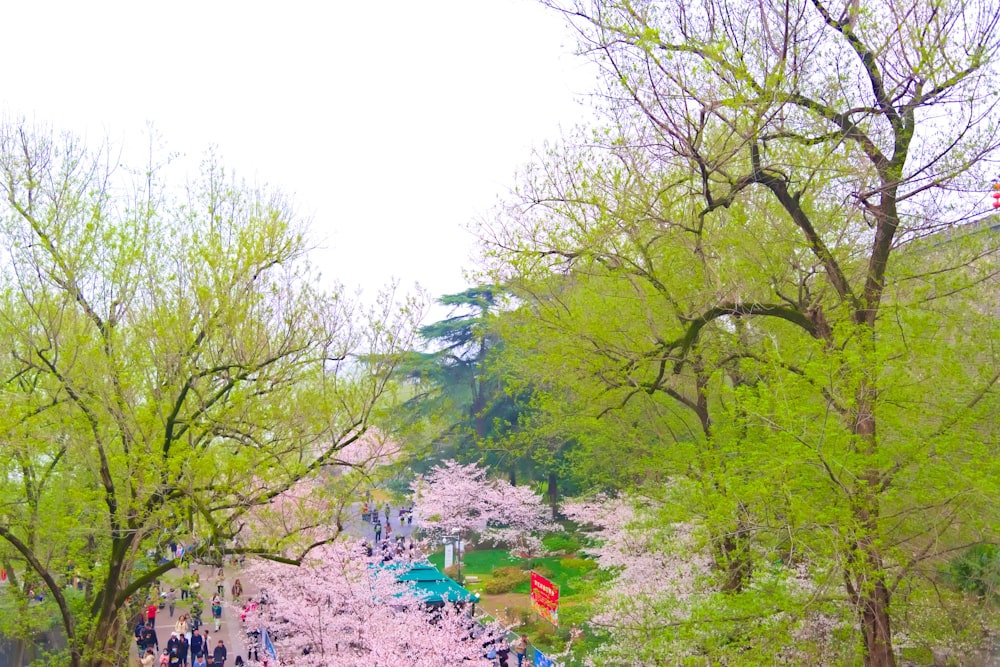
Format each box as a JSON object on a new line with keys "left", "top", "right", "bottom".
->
{"left": 411, "top": 460, "right": 559, "bottom": 553}
{"left": 244, "top": 542, "right": 508, "bottom": 666}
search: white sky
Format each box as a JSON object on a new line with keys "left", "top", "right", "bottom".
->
{"left": 2, "top": 0, "right": 595, "bottom": 306}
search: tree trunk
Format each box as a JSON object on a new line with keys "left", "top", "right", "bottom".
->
{"left": 861, "top": 577, "right": 895, "bottom": 667}
{"left": 82, "top": 538, "right": 132, "bottom": 667}
{"left": 84, "top": 610, "right": 124, "bottom": 667}
{"left": 547, "top": 471, "right": 558, "bottom": 520}
{"left": 850, "top": 372, "right": 896, "bottom": 667}
{"left": 14, "top": 638, "right": 25, "bottom": 667}
{"left": 717, "top": 521, "right": 753, "bottom": 593}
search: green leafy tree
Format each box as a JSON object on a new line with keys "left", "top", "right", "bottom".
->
{"left": 394, "top": 288, "right": 530, "bottom": 475}
{"left": 476, "top": 0, "right": 1000, "bottom": 662}
{"left": 0, "top": 124, "right": 421, "bottom": 667}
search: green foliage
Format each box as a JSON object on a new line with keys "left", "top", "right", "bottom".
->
{"left": 946, "top": 544, "right": 1000, "bottom": 599}
{"left": 0, "top": 124, "right": 421, "bottom": 665}
{"left": 473, "top": 0, "right": 1000, "bottom": 658}
{"left": 559, "top": 558, "right": 597, "bottom": 573}
{"left": 427, "top": 549, "right": 521, "bottom": 575}
{"left": 483, "top": 566, "right": 530, "bottom": 594}
{"left": 542, "top": 534, "right": 581, "bottom": 554}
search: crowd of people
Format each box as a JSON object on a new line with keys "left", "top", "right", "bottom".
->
{"left": 133, "top": 568, "right": 258, "bottom": 666}
{"left": 134, "top": 617, "right": 230, "bottom": 666}
{"left": 129, "top": 494, "right": 532, "bottom": 667}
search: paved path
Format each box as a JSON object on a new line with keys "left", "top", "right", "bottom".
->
{"left": 135, "top": 562, "right": 250, "bottom": 666}
{"left": 135, "top": 504, "right": 420, "bottom": 666}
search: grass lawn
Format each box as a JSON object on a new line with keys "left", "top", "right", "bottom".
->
{"left": 426, "top": 549, "right": 596, "bottom": 596}
{"left": 427, "top": 548, "right": 521, "bottom": 574}
{"left": 423, "top": 547, "right": 600, "bottom": 666}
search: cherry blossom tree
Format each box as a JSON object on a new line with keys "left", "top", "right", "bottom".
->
{"left": 564, "top": 495, "right": 855, "bottom": 666}
{"left": 411, "top": 460, "right": 559, "bottom": 556}
{"left": 244, "top": 541, "right": 507, "bottom": 666}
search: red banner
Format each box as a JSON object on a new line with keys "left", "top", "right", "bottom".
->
{"left": 530, "top": 570, "right": 559, "bottom": 625}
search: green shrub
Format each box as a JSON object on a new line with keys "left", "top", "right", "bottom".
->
{"left": 946, "top": 543, "right": 1000, "bottom": 599}
{"left": 484, "top": 566, "right": 529, "bottom": 594}
{"left": 542, "top": 534, "right": 580, "bottom": 553}
{"left": 493, "top": 565, "right": 529, "bottom": 579}
{"left": 559, "top": 557, "right": 597, "bottom": 573}
{"left": 530, "top": 563, "right": 554, "bottom": 579}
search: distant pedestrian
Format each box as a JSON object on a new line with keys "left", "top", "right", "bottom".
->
{"left": 374, "top": 521, "right": 382, "bottom": 541}
{"left": 231, "top": 578, "right": 243, "bottom": 602}
{"left": 212, "top": 600, "right": 223, "bottom": 631}
{"left": 190, "top": 629, "right": 205, "bottom": 661}
{"left": 135, "top": 619, "right": 147, "bottom": 651}
{"left": 213, "top": 639, "right": 228, "bottom": 666}
{"left": 166, "top": 588, "right": 177, "bottom": 617}
{"left": 142, "top": 622, "right": 159, "bottom": 653}
{"left": 384, "top": 504, "right": 391, "bottom": 524}
{"left": 215, "top": 569, "right": 225, "bottom": 597}
{"left": 514, "top": 635, "right": 528, "bottom": 667}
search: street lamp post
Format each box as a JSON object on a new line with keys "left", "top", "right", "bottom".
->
{"left": 443, "top": 530, "right": 462, "bottom": 583}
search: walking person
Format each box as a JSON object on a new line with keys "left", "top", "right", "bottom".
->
{"left": 211, "top": 596, "right": 223, "bottom": 632}
{"left": 374, "top": 520, "right": 382, "bottom": 541}
{"left": 230, "top": 578, "right": 243, "bottom": 603}
{"left": 147, "top": 600, "right": 158, "bottom": 625}
{"left": 215, "top": 568, "right": 225, "bottom": 598}
{"left": 174, "top": 614, "right": 189, "bottom": 639}
{"left": 135, "top": 618, "right": 147, "bottom": 653}
{"left": 212, "top": 639, "right": 228, "bottom": 667}
{"left": 190, "top": 628, "right": 205, "bottom": 663}
{"left": 142, "top": 621, "right": 159, "bottom": 654}
{"left": 166, "top": 588, "right": 177, "bottom": 617}
{"left": 177, "top": 632, "right": 189, "bottom": 667}
{"left": 514, "top": 634, "right": 529, "bottom": 667}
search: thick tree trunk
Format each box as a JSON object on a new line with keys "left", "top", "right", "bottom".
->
{"left": 861, "top": 577, "right": 895, "bottom": 667}
{"left": 14, "top": 638, "right": 25, "bottom": 667}
{"left": 850, "top": 374, "right": 896, "bottom": 667}
{"left": 83, "top": 538, "right": 132, "bottom": 667}
{"left": 85, "top": 611, "right": 124, "bottom": 667}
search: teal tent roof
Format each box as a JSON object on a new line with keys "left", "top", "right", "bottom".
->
{"left": 374, "top": 560, "right": 479, "bottom": 604}
{"left": 411, "top": 576, "right": 479, "bottom": 604}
